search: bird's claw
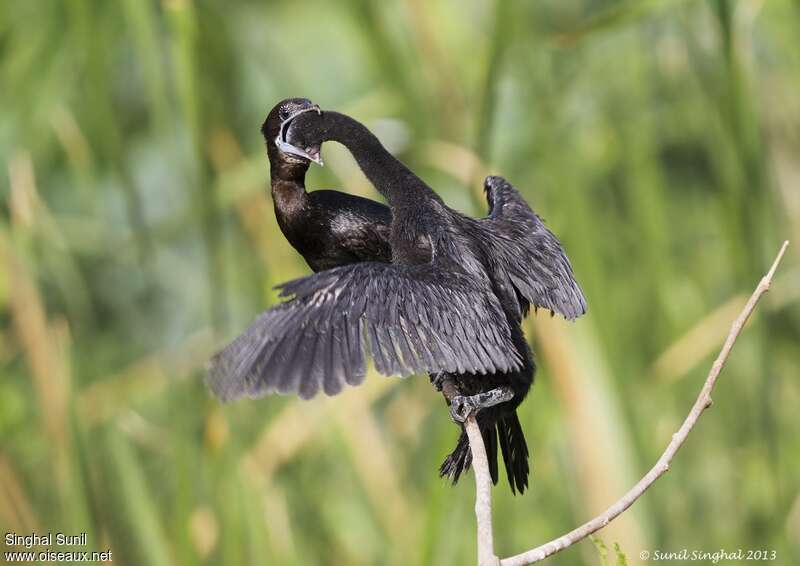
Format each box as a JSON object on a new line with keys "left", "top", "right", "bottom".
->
{"left": 449, "top": 395, "right": 477, "bottom": 423}
{"left": 448, "top": 387, "right": 515, "bottom": 423}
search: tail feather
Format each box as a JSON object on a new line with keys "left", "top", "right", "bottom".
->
{"left": 439, "top": 412, "right": 529, "bottom": 493}
{"left": 498, "top": 412, "right": 529, "bottom": 494}
{"left": 439, "top": 429, "right": 471, "bottom": 484}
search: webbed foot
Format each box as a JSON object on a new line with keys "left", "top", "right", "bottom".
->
{"left": 448, "top": 387, "right": 515, "bottom": 422}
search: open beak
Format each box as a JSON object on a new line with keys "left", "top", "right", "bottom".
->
{"left": 275, "top": 138, "right": 324, "bottom": 165}
{"left": 275, "top": 105, "right": 324, "bottom": 165}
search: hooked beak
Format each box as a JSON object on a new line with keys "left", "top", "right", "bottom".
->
{"left": 275, "top": 138, "right": 324, "bottom": 165}
{"left": 274, "top": 105, "right": 324, "bottom": 165}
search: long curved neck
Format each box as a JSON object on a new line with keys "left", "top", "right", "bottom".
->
{"left": 321, "top": 112, "right": 440, "bottom": 207}
{"left": 268, "top": 145, "right": 309, "bottom": 206}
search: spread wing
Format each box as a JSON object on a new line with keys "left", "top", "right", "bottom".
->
{"left": 206, "top": 262, "right": 523, "bottom": 401}
{"left": 480, "top": 175, "right": 587, "bottom": 320}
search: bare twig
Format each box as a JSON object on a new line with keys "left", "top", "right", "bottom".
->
{"left": 440, "top": 373, "right": 500, "bottom": 565}
{"left": 469, "top": 241, "right": 790, "bottom": 566}
{"left": 465, "top": 415, "right": 501, "bottom": 566}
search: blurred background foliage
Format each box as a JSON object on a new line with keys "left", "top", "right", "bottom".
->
{"left": 1, "top": 0, "right": 799, "bottom": 564}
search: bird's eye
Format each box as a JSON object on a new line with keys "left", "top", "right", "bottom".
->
{"left": 279, "top": 109, "right": 289, "bottom": 120}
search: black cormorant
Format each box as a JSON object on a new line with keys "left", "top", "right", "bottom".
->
{"left": 262, "top": 98, "right": 392, "bottom": 271}
{"left": 210, "top": 106, "right": 586, "bottom": 494}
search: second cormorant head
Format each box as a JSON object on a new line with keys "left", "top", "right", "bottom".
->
{"left": 261, "top": 98, "right": 322, "bottom": 169}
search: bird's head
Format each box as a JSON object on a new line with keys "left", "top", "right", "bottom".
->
{"left": 262, "top": 98, "right": 323, "bottom": 166}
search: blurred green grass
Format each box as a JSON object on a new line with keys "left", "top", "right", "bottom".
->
{"left": 1, "top": 1, "right": 799, "bottom": 565}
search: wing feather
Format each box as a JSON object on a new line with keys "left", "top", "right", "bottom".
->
{"left": 480, "top": 175, "right": 587, "bottom": 320}
{"left": 206, "top": 262, "right": 522, "bottom": 400}
{"left": 323, "top": 323, "right": 345, "bottom": 396}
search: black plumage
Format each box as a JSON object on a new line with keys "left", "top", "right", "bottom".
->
{"left": 208, "top": 105, "right": 586, "bottom": 494}
{"left": 262, "top": 98, "right": 392, "bottom": 271}
{"left": 210, "top": 262, "right": 524, "bottom": 398}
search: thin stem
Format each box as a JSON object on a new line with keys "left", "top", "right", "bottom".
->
{"left": 464, "top": 415, "right": 500, "bottom": 566}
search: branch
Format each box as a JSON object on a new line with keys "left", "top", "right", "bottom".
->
{"left": 465, "top": 415, "right": 501, "bottom": 566}
{"left": 469, "top": 241, "right": 790, "bottom": 566}
{"left": 437, "top": 377, "right": 500, "bottom": 565}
